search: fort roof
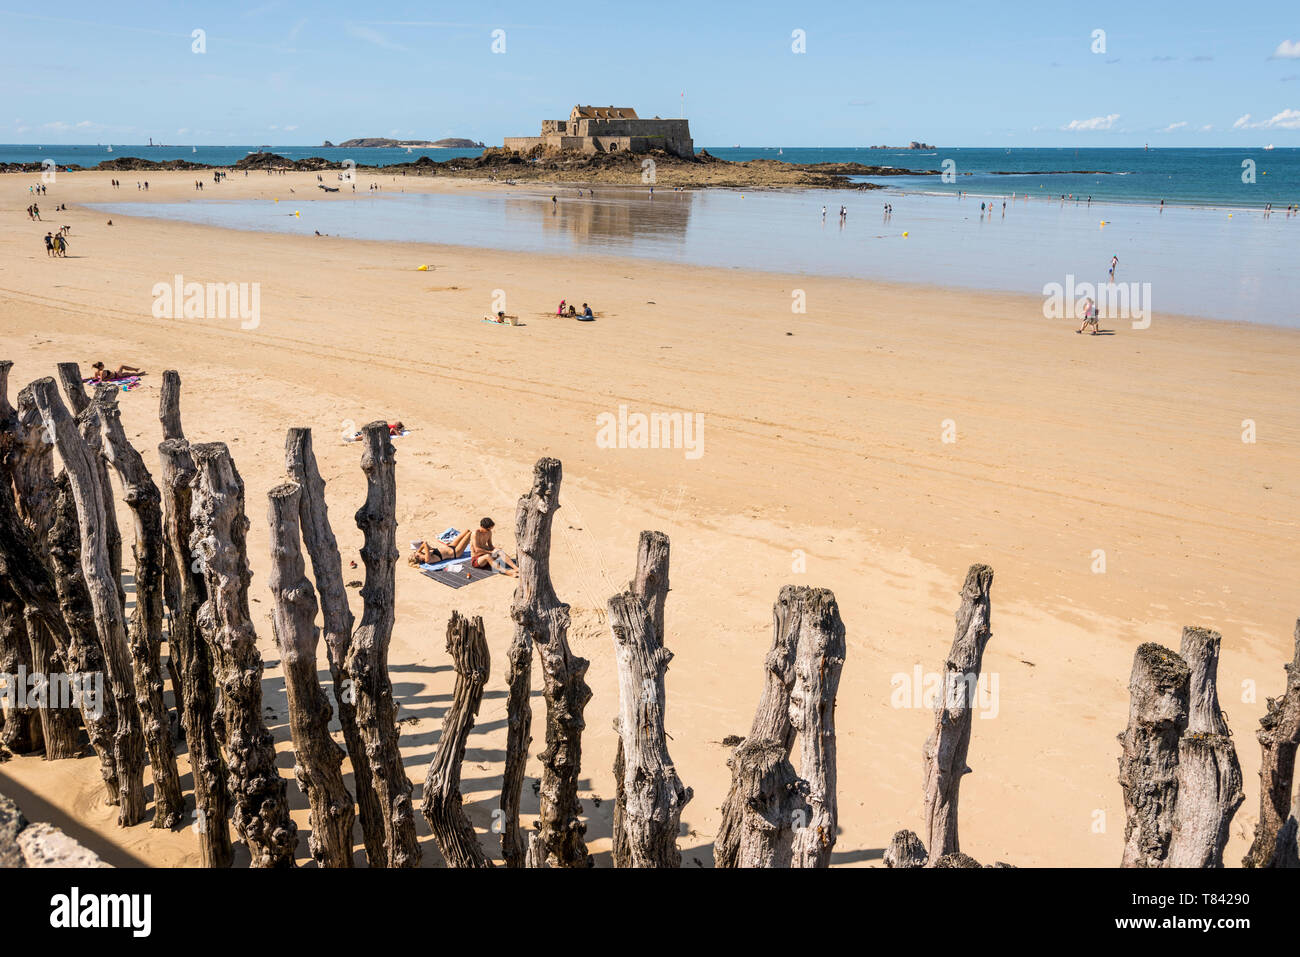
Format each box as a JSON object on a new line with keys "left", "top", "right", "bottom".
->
{"left": 572, "top": 105, "right": 639, "bottom": 120}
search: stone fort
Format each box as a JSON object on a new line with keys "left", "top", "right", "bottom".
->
{"left": 504, "top": 105, "right": 694, "bottom": 159}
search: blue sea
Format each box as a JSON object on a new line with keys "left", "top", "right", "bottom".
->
{"left": 7, "top": 145, "right": 1298, "bottom": 208}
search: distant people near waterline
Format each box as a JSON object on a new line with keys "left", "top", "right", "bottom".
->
{"left": 821, "top": 205, "right": 827, "bottom": 221}
{"left": 1109, "top": 255, "right": 1118, "bottom": 282}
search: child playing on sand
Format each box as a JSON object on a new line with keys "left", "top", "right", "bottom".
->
{"left": 1076, "top": 298, "right": 1100, "bottom": 335}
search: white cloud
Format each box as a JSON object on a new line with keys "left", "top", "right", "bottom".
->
{"left": 1160, "top": 121, "right": 1187, "bottom": 133}
{"left": 1233, "top": 109, "right": 1300, "bottom": 129}
{"left": 1200, "top": 124, "right": 1213, "bottom": 132}
{"left": 346, "top": 23, "right": 406, "bottom": 50}
{"left": 1272, "top": 40, "right": 1300, "bottom": 59}
{"left": 1262, "top": 108, "right": 1300, "bottom": 128}
{"left": 1063, "top": 113, "right": 1120, "bottom": 131}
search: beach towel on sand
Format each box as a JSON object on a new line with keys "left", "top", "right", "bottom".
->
{"left": 83, "top": 375, "right": 144, "bottom": 391}
{"left": 421, "top": 562, "right": 496, "bottom": 589}
{"left": 412, "top": 527, "right": 498, "bottom": 587}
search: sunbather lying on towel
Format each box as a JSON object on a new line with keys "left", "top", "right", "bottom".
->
{"left": 91, "top": 362, "right": 144, "bottom": 382}
{"left": 472, "top": 517, "right": 518, "bottom": 577}
{"left": 410, "top": 528, "right": 472, "bottom": 566}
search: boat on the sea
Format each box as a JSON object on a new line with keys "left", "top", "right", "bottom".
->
{"left": 1263, "top": 144, "right": 1275, "bottom": 151}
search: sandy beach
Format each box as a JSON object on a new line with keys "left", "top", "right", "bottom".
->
{"left": 2, "top": 168, "right": 1298, "bottom": 867}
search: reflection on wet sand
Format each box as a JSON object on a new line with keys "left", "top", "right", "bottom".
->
{"left": 506, "top": 189, "right": 694, "bottom": 248}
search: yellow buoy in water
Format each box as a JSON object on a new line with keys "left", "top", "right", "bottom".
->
{"left": 1228, "top": 213, "right": 1233, "bottom": 218}
{"left": 902, "top": 231, "right": 909, "bottom": 237}
{"left": 417, "top": 265, "right": 430, "bottom": 271}
{"left": 294, "top": 211, "right": 300, "bottom": 217}
{"left": 274, "top": 198, "right": 279, "bottom": 203}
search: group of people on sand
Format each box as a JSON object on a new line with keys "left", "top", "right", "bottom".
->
{"left": 43, "top": 231, "right": 69, "bottom": 257}
{"left": 556, "top": 299, "right": 594, "bottom": 319}
{"left": 410, "top": 517, "right": 519, "bottom": 577}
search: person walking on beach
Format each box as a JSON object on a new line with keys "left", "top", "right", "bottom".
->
{"left": 1076, "top": 297, "right": 1100, "bottom": 335}
{"left": 44, "top": 232, "right": 55, "bottom": 257}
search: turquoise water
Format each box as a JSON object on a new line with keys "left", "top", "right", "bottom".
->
{"left": 11, "top": 145, "right": 1298, "bottom": 208}
{"left": 90, "top": 186, "right": 1300, "bottom": 327}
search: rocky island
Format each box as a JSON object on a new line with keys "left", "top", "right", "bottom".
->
{"left": 323, "top": 137, "right": 485, "bottom": 148}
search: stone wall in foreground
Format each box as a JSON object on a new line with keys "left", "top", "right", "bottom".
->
{"left": 0, "top": 791, "right": 110, "bottom": 868}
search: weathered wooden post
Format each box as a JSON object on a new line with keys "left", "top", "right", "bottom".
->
{"left": 268, "top": 482, "right": 354, "bottom": 868}
{"left": 789, "top": 588, "right": 846, "bottom": 868}
{"left": 190, "top": 442, "right": 297, "bottom": 867}
{"left": 884, "top": 829, "right": 929, "bottom": 868}
{"left": 612, "top": 530, "right": 670, "bottom": 868}
{"left": 345, "top": 422, "right": 420, "bottom": 867}
{"left": 1244, "top": 620, "right": 1300, "bottom": 868}
{"left": 715, "top": 584, "right": 804, "bottom": 867}
{"left": 1118, "top": 642, "right": 1189, "bottom": 867}
{"left": 24, "top": 614, "right": 82, "bottom": 758}
{"left": 0, "top": 378, "right": 70, "bottom": 757}
{"left": 31, "top": 377, "right": 147, "bottom": 825}
{"left": 43, "top": 474, "right": 120, "bottom": 797}
{"left": 0, "top": 582, "right": 43, "bottom": 754}
{"left": 725, "top": 738, "right": 804, "bottom": 867}
{"left": 285, "top": 427, "right": 384, "bottom": 866}
{"left": 608, "top": 589, "right": 691, "bottom": 868}
{"left": 921, "top": 564, "right": 994, "bottom": 862}
{"left": 158, "top": 438, "right": 231, "bottom": 866}
{"left": 513, "top": 458, "right": 591, "bottom": 869}
{"left": 74, "top": 385, "right": 125, "bottom": 614}
{"left": 54, "top": 362, "right": 89, "bottom": 415}
{"left": 1168, "top": 627, "right": 1243, "bottom": 868}
{"left": 422, "top": 611, "right": 492, "bottom": 868}
{"left": 97, "top": 394, "right": 184, "bottom": 828}
{"left": 159, "top": 370, "right": 184, "bottom": 442}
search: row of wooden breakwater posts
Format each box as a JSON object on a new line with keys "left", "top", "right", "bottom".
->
{"left": 0, "top": 359, "right": 1297, "bottom": 868}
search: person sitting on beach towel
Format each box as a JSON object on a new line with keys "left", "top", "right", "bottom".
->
{"left": 410, "top": 528, "right": 472, "bottom": 566}
{"left": 91, "top": 362, "right": 144, "bottom": 381}
{"left": 471, "top": 517, "right": 518, "bottom": 577}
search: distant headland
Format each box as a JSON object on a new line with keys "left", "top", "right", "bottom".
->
{"left": 323, "top": 137, "right": 485, "bottom": 149}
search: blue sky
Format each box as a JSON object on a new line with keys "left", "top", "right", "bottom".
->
{"left": 2, "top": 0, "right": 1298, "bottom": 147}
